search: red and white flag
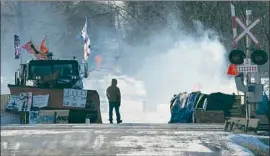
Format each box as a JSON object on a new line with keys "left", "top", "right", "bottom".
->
{"left": 22, "top": 41, "right": 36, "bottom": 54}
{"left": 22, "top": 40, "right": 48, "bottom": 60}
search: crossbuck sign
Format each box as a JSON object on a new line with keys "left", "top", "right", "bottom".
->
{"left": 233, "top": 17, "right": 261, "bottom": 45}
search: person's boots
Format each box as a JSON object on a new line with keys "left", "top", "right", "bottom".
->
{"left": 109, "top": 119, "right": 113, "bottom": 124}
{"left": 117, "top": 120, "right": 122, "bottom": 124}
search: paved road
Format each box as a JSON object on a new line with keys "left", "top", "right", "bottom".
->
{"left": 0, "top": 124, "right": 255, "bottom": 156}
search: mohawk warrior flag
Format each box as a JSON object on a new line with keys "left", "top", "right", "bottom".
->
{"left": 14, "top": 35, "right": 21, "bottom": 59}
{"left": 78, "top": 16, "right": 91, "bottom": 61}
{"left": 40, "top": 36, "right": 49, "bottom": 54}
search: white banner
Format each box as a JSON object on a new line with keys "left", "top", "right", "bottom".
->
{"left": 33, "top": 94, "right": 49, "bottom": 108}
{"left": 63, "top": 89, "right": 87, "bottom": 108}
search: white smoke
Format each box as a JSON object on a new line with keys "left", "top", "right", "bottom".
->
{"left": 137, "top": 32, "right": 236, "bottom": 102}
{"left": 115, "top": 19, "right": 237, "bottom": 104}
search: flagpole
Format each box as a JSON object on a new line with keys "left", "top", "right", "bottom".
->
{"left": 84, "top": 16, "right": 87, "bottom": 61}
{"left": 45, "top": 34, "right": 49, "bottom": 52}
{"left": 17, "top": 2, "right": 23, "bottom": 65}
{"left": 20, "top": 53, "right": 22, "bottom": 64}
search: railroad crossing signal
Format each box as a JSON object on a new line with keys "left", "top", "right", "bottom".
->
{"left": 228, "top": 16, "right": 268, "bottom": 74}
{"left": 251, "top": 50, "right": 269, "bottom": 65}
{"left": 228, "top": 49, "right": 246, "bottom": 65}
{"left": 237, "top": 58, "right": 258, "bottom": 73}
{"left": 233, "top": 17, "right": 260, "bottom": 45}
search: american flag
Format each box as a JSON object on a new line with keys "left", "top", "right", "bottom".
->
{"left": 14, "top": 35, "right": 21, "bottom": 59}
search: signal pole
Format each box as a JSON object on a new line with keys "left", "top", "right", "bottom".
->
{"left": 227, "top": 3, "right": 268, "bottom": 133}
{"left": 246, "top": 10, "right": 263, "bottom": 119}
{"left": 245, "top": 10, "right": 252, "bottom": 119}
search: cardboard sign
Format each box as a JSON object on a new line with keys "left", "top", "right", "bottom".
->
{"left": 38, "top": 110, "right": 55, "bottom": 124}
{"left": 20, "top": 92, "right": 32, "bottom": 112}
{"left": 29, "top": 110, "right": 70, "bottom": 124}
{"left": 6, "top": 95, "right": 22, "bottom": 112}
{"left": 6, "top": 92, "right": 32, "bottom": 112}
{"left": 55, "top": 110, "right": 69, "bottom": 124}
{"left": 33, "top": 95, "right": 49, "bottom": 108}
{"left": 63, "top": 89, "right": 87, "bottom": 108}
{"left": 29, "top": 111, "right": 39, "bottom": 124}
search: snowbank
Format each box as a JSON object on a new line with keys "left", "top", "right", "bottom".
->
{"left": 226, "top": 134, "right": 269, "bottom": 156}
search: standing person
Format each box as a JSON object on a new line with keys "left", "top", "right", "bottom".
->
{"left": 106, "top": 78, "right": 122, "bottom": 124}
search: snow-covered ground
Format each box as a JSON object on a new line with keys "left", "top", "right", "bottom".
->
{"left": 1, "top": 124, "right": 269, "bottom": 156}
{"left": 227, "top": 134, "right": 269, "bottom": 156}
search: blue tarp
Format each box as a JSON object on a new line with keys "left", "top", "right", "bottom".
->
{"left": 256, "top": 92, "right": 269, "bottom": 115}
{"left": 169, "top": 92, "right": 200, "bottom": 123}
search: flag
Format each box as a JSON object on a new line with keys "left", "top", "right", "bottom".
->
{"left": 35, "top": 53, "right": 48, "bottom": 60}
{"left": 95, "top": 55, "right": 102, "bottom": 69}
{"left": 22, "top": 40, "right": 48, "bottom": 60}
{"left": 22, "top": 41, "right": 36, "bottom": 54}
{"left": 78, "top": 16, "right": 88, "bottom": 40}
{"left": 40, "top": 36, "right": 49, "bottom": 54}
{"left": 78, "top": 16, "right": 91, "bottom": 61}
{"left": 227, "top": 64, "right": 238, "bottom": 76}
{"left": 14, "top": 35, "right": 21, "bottom": 59}
{"left": 83, "top": 34, "right": 91, "bottom": 61}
